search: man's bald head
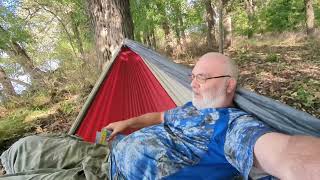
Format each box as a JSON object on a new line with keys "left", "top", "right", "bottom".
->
{"left": 197, "top": 52, "right": 238, "bottom": 80}
{"left": 191, "top": 52, "right": 238, "bottom": 108}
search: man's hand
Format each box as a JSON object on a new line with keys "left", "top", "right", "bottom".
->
{"left": 103, "top": 112, "right": 164, "bottom": 141}
{"left": 104, "top": 121, "right": 130, "bottom": 141}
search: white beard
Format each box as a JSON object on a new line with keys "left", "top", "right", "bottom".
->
{"left": 192, "top": 86, "right": 226, "bottom": 109}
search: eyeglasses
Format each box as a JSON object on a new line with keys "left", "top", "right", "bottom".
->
{"left": 189, "top": 74, "right": 231, "bottom": 84}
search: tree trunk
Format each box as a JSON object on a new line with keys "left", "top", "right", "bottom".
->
{"left": 205, "top": 0, "right": 216, "bottom": 50}
{"left": 175, "top": 26, "right": 182, "bottom": 46}
{"left": 88, "top": 0, "right": 134, "bottom": 70}
{"left": 174, "top": 26, "right": 183, "bottom": 54}
{"left": 304, "top": 0, "right": 315, "bottom": 36}
{"left": 10, "top": 42, "right": 44, "bottom": 82}
{"left": 144, "top": 28, "right": 157, "bottom": 50}
{"left": 147, "top": 35, "right": 152, "bottom": 48}
{"left": 179, "top": 15, "right": 187, "bottom": 49}
{"left": 150, "top": 28, "right": 157, "bottom": 50}
{"left": 174, "top": 3, "right": 186, "bottom": 51}
{"left": 155, "top": 1, "right": 172, "bottom": 55}
{"left": 245, "top": 0, "right": 255, "bottom": 38}
{"left": 224, "top": 14, "right": 232, "bottom": 48}
{"left": 136, "top": 31, "right": 144, "bottom": 43}
{"left": 142, "top": 32, "right": 147, "bottom": 46}
{"left": 146, "top": 33, "right": 151, "bottom": 47}
{"left": 71, "top": 17, "right": 85, "bottom": 60}
{"left": 142, "top": 34, "right": 147, "bottom": 45}
{"left": 0, "top": 66, "right": 17, "bottom": 97}
{"left": 218, "top": 2, "right": 224, "bottom": 54}
{"left": 143, "top": 31, "right": 152, "bottom": 47}
{"left": 162, "top": 20, "right": 173, "bottom": 55}
{"left": 0, "top": 25, "right": 44, "bottom": 83}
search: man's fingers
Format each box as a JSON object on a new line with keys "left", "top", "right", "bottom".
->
{"left": 104, "top": 124, "right": 114, "bottom": 130}
{"left": 107, "top": 131, "right": 117, "bottom": 141}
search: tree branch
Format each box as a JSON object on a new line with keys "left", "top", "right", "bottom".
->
{"left": 34, "top": 1, "right": 78, "bottom": 58}
{"left": 22, "top": 7, "right": 42, "bottom": 22}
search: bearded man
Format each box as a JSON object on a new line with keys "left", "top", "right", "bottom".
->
{"left": 1, "top": 53, "right": 320, "bottom": 180}
{"left": 105, "top": 52, "right": 275, "bottom": 180}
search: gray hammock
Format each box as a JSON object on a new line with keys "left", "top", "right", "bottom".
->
{"left": 124, "top": 39, "right": 320, "bottom": 137}
{"left": 69, "top": 39, "right": 320, "bottom": 137}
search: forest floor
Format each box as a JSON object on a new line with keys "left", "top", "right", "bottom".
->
{"left": 0, "top": 33, "right": 319, "bottom": 160}
{"left": 232, "top": 34, "right": 319, "bottom": 118}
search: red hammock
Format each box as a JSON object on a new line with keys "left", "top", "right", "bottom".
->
{"left": 76, "top": 48, "right": 177, "bottom": 142}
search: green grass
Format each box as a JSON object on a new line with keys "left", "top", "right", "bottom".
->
{"left": 60, "top": 101, "right": 76, "bottom": 115}
{"left": 266, "top": 53, "right": 280, "bottom": 62}
{"left": 0, "top": 108, "right": 33, "bottom": 142}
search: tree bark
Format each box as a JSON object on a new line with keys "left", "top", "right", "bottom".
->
{"left": 135, "top": 31, "right": 142, "bottom": 43}
{"left": 304, "top": 0, "right": 315, "bottom": 36}
{"left": 88, "top": 0, "right": 134, "bottom": 69}
{"left": 179, "top": 14, "right": 187, "bottom": 49}
{"left": 155, "top": 1, "right": 172, "bottom": 55}
{"left": 173, "top": 3, "right": 186, "bottom": 51}
{"left": 162, "top": 20, "right": 173, "bottom": 55}
{"left": 175, "top": 26, "right": 182, "bottom": 46}
{"left": 218, "top": 1, "right": 224, "bottom": 54}
{"left": 71, "top": 17, "right": 85, "bottom": 60}
{"left": 10, "top": 42, "right": 44, "bottom": 81}
{"left": 143, "top": 28, "right": 157, "bottom": 50}
{"left": 224, "top": 14, "right": 232, "bottom": 48}
{"left": 218, "top": 0, "right": 229, "bottom": 54}
{"left": 0, "top": 66, "right": 17, "bottom": 97}
{"left": 245, "top": 0, "right": 255, "bottom": 38}
{"left": 0, "top": 25, "right": 44, "bottom": 83}
{"left": 143, "top": 31, "right": 152, "bottom": 48}
{"left": 150, "top": 28, "right": 157, "bottom": 50}
{"left": 205, "top": 0, "right": 216, "bottom": 50}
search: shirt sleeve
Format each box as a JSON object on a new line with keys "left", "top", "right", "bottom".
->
{"left": 164, "top": 106, "right": 182, "bottom": 122}
{"left": 164, "top": 102, "right": 192, "bottom": 125}
{"left": 224, "top": 114, "right": 275, "bottom": 180}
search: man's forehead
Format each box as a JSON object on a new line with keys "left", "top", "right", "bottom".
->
{"left": 199, "top": 52, "right": 229, "bottom": 61}
{"left": 191, "top": 72, "right": 210, "bottom": 76}
{"left": 193, "top": 59, "right": 226, "bottom": 75}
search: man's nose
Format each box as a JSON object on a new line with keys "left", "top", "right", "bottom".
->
{"left": 191, "top": 78, "right": 200, "bottom": 89}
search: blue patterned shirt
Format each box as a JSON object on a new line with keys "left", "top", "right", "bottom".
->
{"left": 111, "top": 102, "right": 274, "bottom": 179}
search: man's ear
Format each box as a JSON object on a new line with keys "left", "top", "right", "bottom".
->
{"left": 226, "top": 78, "right": 237, "bottom": 94}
